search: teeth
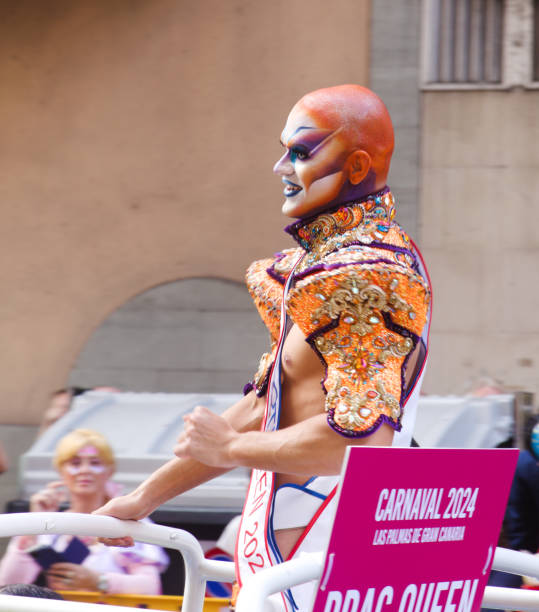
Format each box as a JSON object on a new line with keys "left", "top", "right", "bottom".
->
{"left": 284, "top": 184, "right": 301, "bottom": 195}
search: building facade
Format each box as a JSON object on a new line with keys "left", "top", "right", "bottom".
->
{"left": 1, "top": 0, "right": 538, "bottom": 429}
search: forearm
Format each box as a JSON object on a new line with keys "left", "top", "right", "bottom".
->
{"left": 228, "top": 413, "right": 394, "bottom": 476}
{"left": 129, "top": 391, "right": 265, "bottom": 514}
{"left": 132, "top": 457, "right": 229, "bottom": 515}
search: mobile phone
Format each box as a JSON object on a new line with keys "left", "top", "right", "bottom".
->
{"left": 62, "top": 537, "right": 90, "bottom": 564}
{"left": 28, "top": 546, "right": 65, "bottom": 570}
{"left": 28, "top": 537, "right": 90, "bottom": 569}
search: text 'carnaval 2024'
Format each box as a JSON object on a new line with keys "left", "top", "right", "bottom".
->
{"left": 374, "top": 487, "right": 479, "bottom": 522}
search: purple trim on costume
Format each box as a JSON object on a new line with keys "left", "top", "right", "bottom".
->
{"left": 402, "top": 338, "right": 427, "bottom": 403}
{"left": 381, "top": 312, "right": 420, "bottom": 407}
{"left": 369, "top": 241, "right": 421, "bottom": 271}
{"left": 369, "top": 241, "right": 416, "bottom": 256}
{"left": 327, "top": 411, "right": 402, "bottom": 439}
{"left": 266, "top": 264, "right": 286, "bottom": 285}
{"left": 294, "top": 258, "right": 397, "bottom": 281}
{"left": 266, "top": 252, "right": 288, "bottom": 285}
{"left": 284, "top": 187, "right": 391, "bottom": 246}
{"left": 401, "top": 352, "right": 413, "bottom": 406}
{"left": 243, "top": 382, "right": 254, "bottom": 396}
{"left": 255, "top": 366, "right": 272, "bottom": 398}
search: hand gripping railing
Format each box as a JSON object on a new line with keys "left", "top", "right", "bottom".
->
{"left": 234, "top": 547, "right": 539, "bottom": 612}
{"left": 0, "top": 512, "right": 235, "bottom": 612}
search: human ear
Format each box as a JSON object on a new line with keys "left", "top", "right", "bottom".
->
{"left": 345, "top": 150, "right": 372, "bottom": 185}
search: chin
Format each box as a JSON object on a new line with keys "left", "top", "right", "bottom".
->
{"left": 281, "top": 196, "right": 321, "bottom": 219}
{"left": 74, "top": 484, "right": 98, "bottom": 493}
{"left": 281, "top": 198, "right": 302, "bottom": 218}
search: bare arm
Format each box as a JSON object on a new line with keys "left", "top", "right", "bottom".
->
{"left": 177, "top": 406, "right": 393, "bottom": 477}
{"left": 94, "top": 391, "right": 264, "bottom": 524}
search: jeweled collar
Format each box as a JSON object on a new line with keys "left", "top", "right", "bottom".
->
{"left": 285, "top": 187, "right": 396, "bottom": 253}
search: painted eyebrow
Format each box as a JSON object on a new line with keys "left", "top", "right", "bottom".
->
{"left": 282, "top": 127, "right": 343, "bottom": 155}
{"left": 280, "top": 125, "right": 318, "bottom": 146}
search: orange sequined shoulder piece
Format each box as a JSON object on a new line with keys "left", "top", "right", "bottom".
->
{"left": 245, "top": 248, "right": 303, "bottom": 396}
{"left": 287, "top": 249, "right": 430, "bottom": 437}
{"left": 246, "top": 248, "right": 301, "bottom": 342}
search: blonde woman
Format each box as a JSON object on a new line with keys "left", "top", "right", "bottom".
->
{"left": 0, "top": 429, "right": 168, "bottom": 594}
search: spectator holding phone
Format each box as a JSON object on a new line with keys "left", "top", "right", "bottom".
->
{"left": 0, "top": 429, "right": 168, "bottom": 594}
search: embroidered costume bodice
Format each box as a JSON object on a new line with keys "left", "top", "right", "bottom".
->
{"left": 245, "top": 188, "right": 431, "bottom": 438}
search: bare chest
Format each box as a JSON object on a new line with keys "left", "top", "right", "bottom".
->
{"left": 279, "top": 324, "right": 326, "bottom": 428}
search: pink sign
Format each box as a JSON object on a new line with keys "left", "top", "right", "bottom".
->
{"left": 312, "top": 447, "right": 518, "bottom": 612}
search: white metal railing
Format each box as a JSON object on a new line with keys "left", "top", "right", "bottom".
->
{"left": 235, "top": 552, "right": 323, "bottom": 612}
{"left": 0, "top": 594, "right": 145, "bottom": 612}
{"left": 235, "top": 547, "right": 539, "bottom": 612}
{"left": 0, "top": 512, "right": 235, "bottom": 612}
{"left": 2, "top": 513, "right": 539, "bottom": 611}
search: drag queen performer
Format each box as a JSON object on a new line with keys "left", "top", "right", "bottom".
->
{"left": 96, "top": 85, "right": 431, "bottom": 611}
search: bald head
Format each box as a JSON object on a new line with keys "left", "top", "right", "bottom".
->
{"left": 274, "top": 85, "right": 395, "bottom": 218}
{"left": 295, "top": 85, "right": 394, "bottom": 186}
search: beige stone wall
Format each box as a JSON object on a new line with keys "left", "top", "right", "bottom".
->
{"left": 0, "top": 1, "right": 370, "bottom": 425}
{"left": 420, "top": 89, "right": 539, "bottom": 397}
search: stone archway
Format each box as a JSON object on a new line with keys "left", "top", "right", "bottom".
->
{"left": 68, "top": 278, "right": 269, "bottom": 394}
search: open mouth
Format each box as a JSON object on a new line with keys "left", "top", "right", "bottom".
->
{"left": 282, "top": 179, "right": 302, "bottom": 198}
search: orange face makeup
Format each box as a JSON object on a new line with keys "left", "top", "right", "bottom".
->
{"left": 274, "top": 109, "right": 351, "bottom": 218}
{"left": 274, "top": 85, "right": 394, "bottom": 219}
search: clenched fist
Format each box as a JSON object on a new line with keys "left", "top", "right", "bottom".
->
{"left": 174, "top": 406, "right": 240, "bottom": 467}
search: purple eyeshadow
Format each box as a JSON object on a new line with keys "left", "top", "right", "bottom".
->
{"left": 290, "top": 129, "right": 335, "bottom": 154}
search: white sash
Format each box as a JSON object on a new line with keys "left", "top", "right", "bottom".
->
{"left": 236, "top": 253, "right": 304, "bottom": 611}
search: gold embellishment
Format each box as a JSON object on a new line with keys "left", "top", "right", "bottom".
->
{"left": 311, "top": 276, "right": 415, "bottom": 335}
{"left": 294, "top": 192, "right": 396, "bottom": 268}
{"left": 253, "top": 352, "right": 272, "bottom": 388}
{"left": 329, "top": 377, "right": 401, "bottom": 430}
{"left": 316, "top": 335, "right": 383, "bottom": 383}
{"left": 376, "top": 335, "right": 414, "bottom": 363}
{"left": 272, "top": 249, "right": 302, "bottom": 278}
{"left": 376, "top": 379, "right": 401, "bottom": 419}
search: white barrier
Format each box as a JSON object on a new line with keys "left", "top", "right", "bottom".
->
{"left": 0, "top": 593, "right": 141, "bottom": 612}
{"left": 3, "top": 513, "right": 539, "bottom": 611}
{"left": 0, "top": 513, "right": 235, "bottom": 612}
{"left": 234, "top": 548, "right": 539, "bottom": 612}
{"left": 235, "top": 552, "right": 323, "bottom": 612}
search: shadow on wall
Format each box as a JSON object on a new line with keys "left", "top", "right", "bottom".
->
{"left": 68, "top": 277, "right": 269, "bottom": 394}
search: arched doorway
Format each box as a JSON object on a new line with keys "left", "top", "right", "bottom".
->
{"left": 68, "top": 278, "right": 268, "bottom": 394}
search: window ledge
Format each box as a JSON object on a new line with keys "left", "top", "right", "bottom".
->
{"left": 421, "top": 82, "right": 539, "bottom": 91}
